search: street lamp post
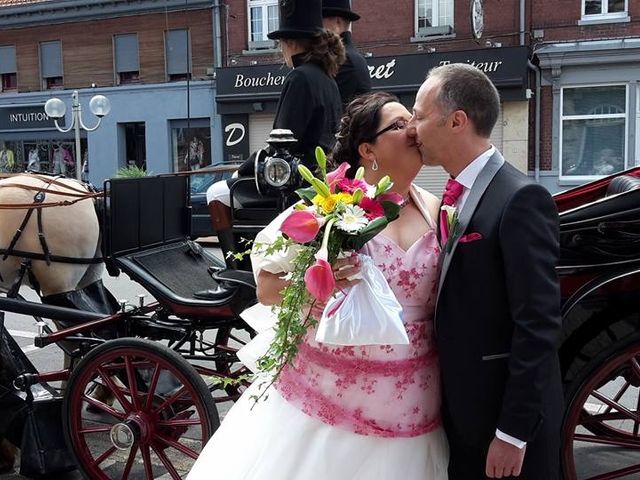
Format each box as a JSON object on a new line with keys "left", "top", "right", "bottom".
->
{"left": 44, "top": 90, "right": 111, "bottom": 181}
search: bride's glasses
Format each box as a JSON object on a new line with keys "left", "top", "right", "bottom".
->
{"left": 370, "top": 118, "right": 408, "bottom": 141}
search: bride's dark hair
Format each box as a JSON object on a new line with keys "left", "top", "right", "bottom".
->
{"left": 331, "top": 91, "right": 400, "bottom": 178}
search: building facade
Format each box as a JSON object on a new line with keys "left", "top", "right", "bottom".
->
{"left": 0, "top": 0, "right": 637, "bottom": 192}
{"left": 532, "top": 0, "right": 640, "bottom": 192}
{"left": 0, "top": 0, "right": 220, "bottom": 184}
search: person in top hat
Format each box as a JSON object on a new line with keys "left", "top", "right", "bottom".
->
{"left": 322, "top": 0, "right": 372, "bottom": 105}
{"left": 205, "top": 0, "right": 344, "bottom": 267}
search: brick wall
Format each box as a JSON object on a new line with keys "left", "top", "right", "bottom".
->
{"left": 0, "top": 9, "right": 213, "bottom": 92}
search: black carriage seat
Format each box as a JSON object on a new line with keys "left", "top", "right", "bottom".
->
{"left": 230, "top": 177, "right": 280, "bottom": 224}
{"left": 114, "top": 241, "right": 240, "bottom": 307}
{"left": 193, "top": 269, "right": 257, "bottom": 300}
{"left": 605, "top": 175, "right": 640, "bottom": 197}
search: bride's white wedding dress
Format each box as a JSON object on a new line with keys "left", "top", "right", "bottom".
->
{"left": 188, "top": 187, "right": 449, "bottom": 479}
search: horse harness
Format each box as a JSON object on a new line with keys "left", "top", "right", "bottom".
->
{"left": 0, "top": 174, "right": 103, "bottom": 295}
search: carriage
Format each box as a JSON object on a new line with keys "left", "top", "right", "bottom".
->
{"left": 0, "top": 162, "right": 639, "bottom": 479}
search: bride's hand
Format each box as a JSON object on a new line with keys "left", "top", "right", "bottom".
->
{"left": 333, "top": 253, "right": 362, "bottom": 289}
{"left": 309, "top": 254, "right": 362, "bottom": 317}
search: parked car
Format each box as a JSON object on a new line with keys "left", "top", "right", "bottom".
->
{"left": 189, "top": 169, "right": 233, "bottom": 238}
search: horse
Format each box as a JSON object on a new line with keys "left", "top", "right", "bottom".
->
{"left": 0, "top": 174, "right": 104, "bottom": 297}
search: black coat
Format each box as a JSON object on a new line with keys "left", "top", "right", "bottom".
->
{"left": 238, "top": 54, "right": 342, "bottom": 177}
{"left": 272, "top": 54, "right": 342, "bottom": 167}
{"left": 435, "top": 153, "right": 564, "bottom": 479}
{"left": 335, "top": 32, "right": 371, "bottom": 106}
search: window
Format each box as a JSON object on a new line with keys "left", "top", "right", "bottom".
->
{"left": 560, "top": 85, "right": 627, "bottom": 179}
{"left": 172, "top": 125, "right": 211, "bottom": 172}
{"left": 582, "top": 0, "right": 627, "bottom": 19}
{"left": 114, "top": 34, "right": 140, "bottom": 85}
{"left": 415, "top": 0, "right": 454, "bottom": 37}
{"left": 165, "top": 29, "right": 191, "bottom": 81}
{"left": 0, "top": 45, "right": 17, "bottom": 92}
{"left": 248, "top": 0, "right": 279, "bottom": 48}
{"left": 40, "top": 41, "right": 63, "bottom": 90}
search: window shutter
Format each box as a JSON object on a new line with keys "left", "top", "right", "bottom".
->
{"left": 40, "top": 41, "right": 62, "bottom": 78}
{"left": 165, "top": 30, "right": 190, "bottom": 75}
{"left": 0, "top": 46, "right": 16, "bottom": 74}
{"left": 115, "top": 34, "right": 139, "bottom": 73}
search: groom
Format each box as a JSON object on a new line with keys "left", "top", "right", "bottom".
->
{"left": 408, "top": 64, "right": 563, "bottom": 479}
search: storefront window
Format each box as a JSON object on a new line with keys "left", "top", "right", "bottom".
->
{"left": 172, "top": 126, "right": 211, "bottom": 172}
{"left": 561, "top": 85, "right": 627, "bottom": 178}
{"left": 582, "top": 0, "right": 627, "bottom": 18}
{"left": 0, "top": 139, "right": 84, "bottom": 177}
{"left": 415, "top": 0, "right": 454, "bottom": 36}
{"left": 248, "top": 0, "right": 279, "bottom": 45}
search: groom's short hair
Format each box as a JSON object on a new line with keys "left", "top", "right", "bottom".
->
{"left": 426, "top": 63, "right": 500, "bottom": 138}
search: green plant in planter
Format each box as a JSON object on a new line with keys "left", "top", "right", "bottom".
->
{"left": 116, "top": 165, "right": 150, "bottom": 178}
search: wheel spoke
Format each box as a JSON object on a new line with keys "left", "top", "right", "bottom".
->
{"left": 603, "top": 381, "right": 631, "bottom": 415}
{"left": 120, "top": 444, "right": 138, "bottom": 480}
{"left": 83, "top": 394, "right": 126, "bottom": 420}
{"left": 92, "top": 446, "right": 117, "bottom": 467}
{"left": 97, "top": 366, "right": 133, "bottom": 411}
{"left": 154, "top": 385, "right": 188, "bottom": 415}
{"left": 157, "top": 418, "right": 203, "bottom": 428}
{"left": 141, "top": 445, "right": 154, "bottom": 479}
{"left": 630, "top": 357, "right": 640, "bottom": 379}
{"left": 145, "top": 363, "right": 162, "bottom": 412}
{"left": 227, "top": 333, "right": 247, "bottom": 345}
{"left": 124, "top": 355, "right": 141, "bottom": 411}
{"left": 574, "top": 432, "right": 640, "bottom": 449}
{"left": 155, "top": 434, "right": 201, "bottom": 459}
{"left": 591, "top": 390, "right": 640, "bottom": 423}
{"left": 79, "top": 425, "right": 113, "bottom": 434}
{"left": 151, "top": 443, "right": 182, "bottom": 480}
{"left": 586, "top": 462, "right": 640, "bottom": 480}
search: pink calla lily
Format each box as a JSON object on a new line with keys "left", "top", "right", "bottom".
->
{"left": 377, "top": 191, "right": 405, "bottom": 205}
{"left": 326, "top": 162, "right": 351, "bottom": 192}
{"left": 280, "top": 210, "right": 321, "bottom": 243}
{"left": 304, "top": 249, "right": 335, "bottom": 302}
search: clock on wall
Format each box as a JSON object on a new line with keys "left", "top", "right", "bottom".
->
{"left": 470, "top": 0, "right": 484, "bottom": 41}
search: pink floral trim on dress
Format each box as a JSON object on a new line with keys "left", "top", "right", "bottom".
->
{"left": 275, "top": 229, "right": 442, "bottom": 438}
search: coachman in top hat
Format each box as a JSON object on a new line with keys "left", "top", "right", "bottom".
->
{"left": 206, "top": 0, "right": 345, "bottom": 268}
{"left": 322, "top": 0, "right": 371, "bottom": 105}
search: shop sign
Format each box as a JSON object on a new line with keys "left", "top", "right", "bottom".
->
{"left": 216, "top": 46, "right": 530, "bottom": 101}
{"left": 221, "top": 114, "right": 250, "bottom": 163}
{"left": 0, "top": 105, "right": 64, "bottom": 130}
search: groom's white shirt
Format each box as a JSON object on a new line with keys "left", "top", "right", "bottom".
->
{"left": 452, "top": 145, "right": 527, "bottom": 450}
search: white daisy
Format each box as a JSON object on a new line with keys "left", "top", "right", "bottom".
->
{"left": 336, "top": 205, "right": 369, "bottom": 233}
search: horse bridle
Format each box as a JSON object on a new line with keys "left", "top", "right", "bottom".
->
{"left": 0, "top": 174, "right": 104, "bottom": 270}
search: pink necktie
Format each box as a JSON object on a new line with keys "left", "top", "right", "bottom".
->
{"left": 440, "top": 179, "right": 464, "bottom": 246}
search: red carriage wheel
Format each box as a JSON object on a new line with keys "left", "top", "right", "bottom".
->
{"left": 562, "top": 332, "right": 640, "bottom": 479}
{"left": 63, "top": 338, "right": 219, "bottom": 480}
{"left": 212, "top": 324, "right": 256, "bottom": 402}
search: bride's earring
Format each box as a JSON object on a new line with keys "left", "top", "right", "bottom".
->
{"left": 371, "top": 159, "right": 379, "bottom": 171}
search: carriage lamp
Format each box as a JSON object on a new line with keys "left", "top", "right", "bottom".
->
{"left": 44, "top": 90, "right": 111, "bottom": 181}
{"left": 255, "top": 129, "right": 303, "bottom": 195}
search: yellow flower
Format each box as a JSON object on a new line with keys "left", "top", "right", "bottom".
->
{"left": 335, "top": 192, "right": 354, "bottom": 205}
{"left": 317, "top": 195, "right": 338, "bottom": 214}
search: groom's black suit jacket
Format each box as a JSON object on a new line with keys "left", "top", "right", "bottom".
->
{"left": 435, "top": 153, "right": 564, "bottom": 479}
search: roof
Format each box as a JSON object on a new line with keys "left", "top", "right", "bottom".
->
{"left": 0, "top": 0, "right": 49, "bottom": 6}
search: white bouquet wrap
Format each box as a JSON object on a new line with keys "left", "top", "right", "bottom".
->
{"left": 315, "top": 255, "right": 408, "bottom": 346}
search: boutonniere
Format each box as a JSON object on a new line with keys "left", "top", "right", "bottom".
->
{"left": 440, "top": 204, "right": 459, "bottom": 254}
{"left": 440, "top": 205, "right": 484, "bottom": 254}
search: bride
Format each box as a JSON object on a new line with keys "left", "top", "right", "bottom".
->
{"left": 188, "top": 91, "right": 449, "bottom": 479}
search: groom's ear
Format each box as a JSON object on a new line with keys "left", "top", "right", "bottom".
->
{"left": 450, "top": 110, "right": 469, "bottom": 133}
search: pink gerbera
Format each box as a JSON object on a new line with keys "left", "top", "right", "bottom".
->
{"left": 358, "top": 197, "right": 385, "bottom": 220}
{"left": 336, "top": 177, "right": 368, "bottom": 194}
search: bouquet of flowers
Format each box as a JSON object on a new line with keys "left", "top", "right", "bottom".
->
{"left": 252, "top": 147, "right": 408, "bottom": 384}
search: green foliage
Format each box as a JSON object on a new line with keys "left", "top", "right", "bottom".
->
{"left": 116, "top": 164, "right": 149, "bottom": 178}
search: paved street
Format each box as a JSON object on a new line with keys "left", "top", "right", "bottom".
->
{"left": 1, "top": 245, "right": 638, "bottom": 479}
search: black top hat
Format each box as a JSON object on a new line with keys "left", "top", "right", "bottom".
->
{"left": 267, "top": 0, "right": 324, "bottom": 40}
{"left": 322, "top": 0, "right": 360, "bottom": 21}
